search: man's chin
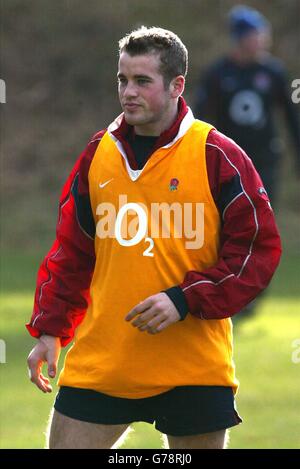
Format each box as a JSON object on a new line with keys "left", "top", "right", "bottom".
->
{"left": 123, "top": 114, "right": 145, "bottom": 127}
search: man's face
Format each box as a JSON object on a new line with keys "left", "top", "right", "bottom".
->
{"left": 118, "top": 51, "right": 173, "bottom": 135}
{"left": 239, "top": 30, "right": 271, "bottom": 57}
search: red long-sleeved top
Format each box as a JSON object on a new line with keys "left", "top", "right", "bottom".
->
{"left": 26, "top": 98, "right": 282, "bottom": 346}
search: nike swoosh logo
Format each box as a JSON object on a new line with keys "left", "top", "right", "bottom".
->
{"left": 99, "top": 178, "right": 114, "bottom": 188}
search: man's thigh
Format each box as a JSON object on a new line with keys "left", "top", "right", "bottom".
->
{"left": 48, "top": 409, "right": 131, "bottom": 449}
{"left": 166, "top": 429, "right": 228, "bottom": 449}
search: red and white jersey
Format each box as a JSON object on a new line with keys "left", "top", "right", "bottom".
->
{"left": 26, "top": 97, "right": 281, "bottom": 356}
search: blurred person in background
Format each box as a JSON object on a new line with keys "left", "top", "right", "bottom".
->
{"left": 194, "top": 5, "right": 300, "bottom": 322}
{"left": 194, "top": 5, "right": 300, "bottom": 207}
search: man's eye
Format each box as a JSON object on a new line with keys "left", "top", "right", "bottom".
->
{"left": 137, "top": 79, "right": 148, "bottom": 85}
{"left": 118, "top": 78, "right": 127, "bottom": 84}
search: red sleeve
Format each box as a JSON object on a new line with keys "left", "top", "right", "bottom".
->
{"left": 26, "top": 130, "right": 106, "bottom": 346}
{"left": 180, "top": 130, "right": 282, "bottom": 319}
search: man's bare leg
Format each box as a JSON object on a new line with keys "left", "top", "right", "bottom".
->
{"left": 47, "top": 409, "right": 132, "bottom": 449}
{"left": 166, "top": 429, "right": 228, "bottom": 449}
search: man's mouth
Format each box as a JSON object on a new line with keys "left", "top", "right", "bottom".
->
{"left": 123, "top": 103, "right": 141, "bottom": 111}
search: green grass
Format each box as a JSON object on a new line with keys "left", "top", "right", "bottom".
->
{"left": 0, "top": 251, "right": 299, "bottom": 448}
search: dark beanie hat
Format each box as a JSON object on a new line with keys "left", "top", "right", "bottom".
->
{"left": 228, "top": 5, "right": 269, "bottom": 40}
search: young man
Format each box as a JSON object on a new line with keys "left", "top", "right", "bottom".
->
{"left": 27, "top": 26, "right": 281, "bottom": 449}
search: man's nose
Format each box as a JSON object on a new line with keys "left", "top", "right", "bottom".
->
{"left": 123, "top": 81, "right": 138, "bottom": 98}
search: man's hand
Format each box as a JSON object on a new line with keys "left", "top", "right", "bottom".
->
{"left": 27, "top": 335, "right": 61, "bottom": 393}
{"left": 125, "top": 293, "right": 181, "bottom": 334}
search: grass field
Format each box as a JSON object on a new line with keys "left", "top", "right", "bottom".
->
{"left": 0, "top": 250, "right": 299, "bottom": 449}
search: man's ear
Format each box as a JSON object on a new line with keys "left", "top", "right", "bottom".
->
{"left": 170, "top": 75, "right": 185, "bottom": 98}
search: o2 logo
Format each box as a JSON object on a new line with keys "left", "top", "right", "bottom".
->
{"left": 114, "top": 202, "right": 154, "bottom": 257}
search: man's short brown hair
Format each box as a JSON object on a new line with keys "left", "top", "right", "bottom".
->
{"left": 119, "top": 26, "right": 188, "bottom": 87}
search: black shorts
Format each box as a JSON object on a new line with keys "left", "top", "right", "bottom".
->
{"left": 54, "top": 385, "right": 242, "bottom": 437}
